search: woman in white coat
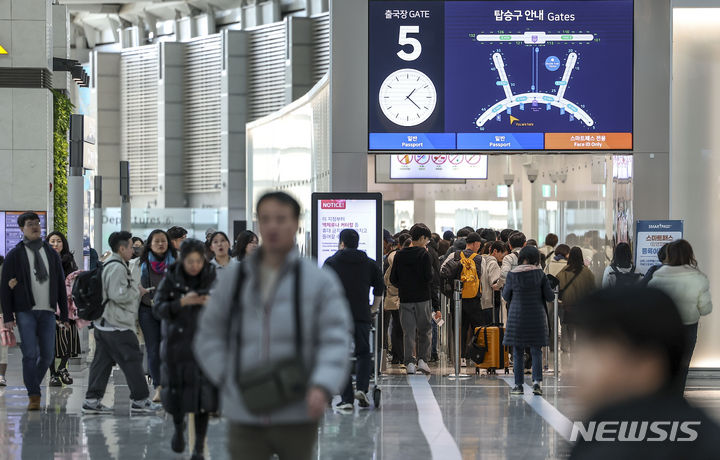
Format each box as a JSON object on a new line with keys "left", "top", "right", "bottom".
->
{"left": 649, "top": 239, "right": 712, "bottom": 392}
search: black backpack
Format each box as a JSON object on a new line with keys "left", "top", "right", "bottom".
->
{"left": 72, "top": 260, "right": 123, "bottom": 321}
{"left": 610, "top": 264, "right": 642, "bottom": 288}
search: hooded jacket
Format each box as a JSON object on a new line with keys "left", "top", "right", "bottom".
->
{"left": 502, "top": 265, "right": 554, "bottom": 347}
{"left": 648, "top": 265, "right": 713, "bottom": 325}
{"left": 100, "top": 253, "right": 140, "bottom": 330}
{"left": 389, "top": 245, "right": 434, "bottom": 306}
{"left": 324, "top": 248, "right": 384, "bottom": 323}
{"left": 193, "top": 249, "right": 352, "bottom": 425}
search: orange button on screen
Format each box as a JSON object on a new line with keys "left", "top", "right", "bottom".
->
{"left": 544, "top": 133, "right": 632, "bottom": 150}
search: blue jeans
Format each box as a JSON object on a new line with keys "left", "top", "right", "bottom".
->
{"left": 16, "top": 310, "right": 56, "bottom": 396}
{"left": 513, "top": 346, "right": 543, "bottom": 386}
{"left": 138, "top": 306, "right": 161, "bottom": 388}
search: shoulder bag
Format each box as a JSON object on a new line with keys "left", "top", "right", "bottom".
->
{"left": 232, "top": 262, "right": 308, "bottom": 415}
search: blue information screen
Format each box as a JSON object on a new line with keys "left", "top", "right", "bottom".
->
{"left": 369, "top": 0, "right": 634, "bottom": 151}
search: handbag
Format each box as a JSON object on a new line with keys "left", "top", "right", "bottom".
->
{"left": 465, "top": 327, "right": 488, "bottom": 364}
{"left": 233, "top": 262, "right": 308, "bottom": 415}
{"left": 1, "top": 327, "right": 17, "bottom": 347}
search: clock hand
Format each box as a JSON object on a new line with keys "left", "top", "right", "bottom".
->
{"left": 407, "top": 96, "right": 421, "bottom": 110}
{"left": 405, "top": 88, "right": 418, "bottom": 100}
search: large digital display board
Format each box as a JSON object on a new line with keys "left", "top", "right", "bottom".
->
{"left": 369, "top": 0, "right": 634, "bottom": 152}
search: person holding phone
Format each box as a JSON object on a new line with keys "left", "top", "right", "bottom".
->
{"left": 139, "top": 229, "right": 177, "bottom": 402}
{"left": 154, "top": 239, "right": 217, "bottom": 459}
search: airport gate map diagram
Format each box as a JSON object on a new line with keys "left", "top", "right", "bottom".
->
{"left": 368, "top": 0, "right": 634, "bottom": 151}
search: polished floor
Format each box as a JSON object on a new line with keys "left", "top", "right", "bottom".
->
{"left": 2, "top": 347, "right": 720, "bottom": 460}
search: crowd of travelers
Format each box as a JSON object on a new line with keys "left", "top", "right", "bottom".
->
{"left": 0, "top": 197, "right": 716, "bottom": 458}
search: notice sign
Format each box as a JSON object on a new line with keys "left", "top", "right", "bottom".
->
{"left": 316, "top": 199, "right": 378, "bottom": 268}
{"left": 635, "top": 220, "right": 683, "bottom": 274}
{"left": 390, "top": 154, "right": 488, "bottom": 180}
{"left": 0, "top": 211, "right": 48, "bottom": 256}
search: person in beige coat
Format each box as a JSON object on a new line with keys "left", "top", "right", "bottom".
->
{"left": 556, "top": 247, "right": 596, "bottom": 352}
{"left": 384, "top": 248, "right": 403, "bottom": 364}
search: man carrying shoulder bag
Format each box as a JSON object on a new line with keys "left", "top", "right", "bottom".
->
{"left": 194, "top": 192, "right": 352, "bottom": 460}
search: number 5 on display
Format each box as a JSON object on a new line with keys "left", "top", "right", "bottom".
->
{"left": 397, "top": 25, "right": 421, "bottom": 61}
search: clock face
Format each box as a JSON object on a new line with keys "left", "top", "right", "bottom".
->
{"left": 379, "top": 69, "right": 437, "bottom": 127}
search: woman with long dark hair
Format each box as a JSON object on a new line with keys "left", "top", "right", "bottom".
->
{"left": 503, "top": 246, "right": 554, "bottom": 396}
{"left": 208, "top": 232, "right": 235, "bottom": 269}
{"left": 649, "top": 239, "right": 713, "bottom": 392}
{"left": 154, "top": 239, "right": 217, "bottom": 459}
{"left": 556, "top": 247, "right": 596, "bottom": 352}
{"left": 139, "top": 229, "right": 177, "bottom": 402}
{"left": 46, "top": 231, "right": 80, "bottom": 386}
{"left": 602, "top": 242, "right": 639, "bottom": 287}
{"left": 231, "top": 230, "right": 258, "bottom": 261}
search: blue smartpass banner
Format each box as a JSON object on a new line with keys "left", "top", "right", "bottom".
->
{"left": 369, "top": 0, "right": 634, "bottom": 151}
{"left": 634, "top": 220, "right": 683, "bottom": 275}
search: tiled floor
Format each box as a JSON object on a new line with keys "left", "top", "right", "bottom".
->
{"left": 1, "top": 347, "right": 720, "bottom": 460}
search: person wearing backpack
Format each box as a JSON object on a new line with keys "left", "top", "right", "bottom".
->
{"left": 602, "top": 242, "right": 641, "bottom": 288}
{"left": 498, "top": 231, "right": 527, "bottom": 289}
{"left": 82, "top": 231, "right": 161, "bottom": 415}
{"left": 556, "top": 247, "right": 596, "bottom": 353}
{"left": 440, "top": 232, "right": 484, "bottom": 366}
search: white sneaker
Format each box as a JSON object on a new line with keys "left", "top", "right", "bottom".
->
{"left": 417, "top": 359, "right": 431, "bottom": 375}
{"left": 461, "top": 358, "right": 467, "bottom": 367}
{"left": 406, "top": 363, "right": 417, "bottom": 375}
{"left": 335, "top": 402, "right": 354, "bottom": 413}
{"left": 355, "top": 391, "right": 371, "bottom": 408}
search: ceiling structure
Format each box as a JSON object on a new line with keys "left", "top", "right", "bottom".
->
{"left": 58, "top": 1, "right": 317, "bottom": 53}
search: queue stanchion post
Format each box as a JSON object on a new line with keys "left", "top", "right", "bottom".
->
{"left": 448, "top": 279, "right": 470, "bottom": 379}
{"left": 554, "top": 288, "right": 560, "bottom": 380}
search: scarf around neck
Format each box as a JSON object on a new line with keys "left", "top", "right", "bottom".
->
{"left": 24, "top": 237, "right": 49, "bottom": 283}
{"left": 141, "top": 251, "right": 175, "bottom": 284}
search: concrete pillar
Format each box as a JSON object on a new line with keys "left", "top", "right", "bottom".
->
{"left": 221, "top": 30, "right": 249, "bottom": 232}
{"left": 157, "top": 42, "right": 185, "bottom": 208}
{"left": 632, "top": 0, "right": 671, "bottom": 221}
{"left": 0, "top": 0, "right": 54, "bottom": 228}
{"left": 329, "top": 0, "right": 368, "bottom": 193}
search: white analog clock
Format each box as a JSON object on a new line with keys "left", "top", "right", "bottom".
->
{"left": 379, "top": 68, "right": 437, "bottom": 127}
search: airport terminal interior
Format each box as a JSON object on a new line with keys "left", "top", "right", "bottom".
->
{"left": 2, "top": 0, "right": 720, "bottom": 459}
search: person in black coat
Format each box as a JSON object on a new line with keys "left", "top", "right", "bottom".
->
{"left": 153, "top": 239, "right": 217, "bottom": 460}
{"left": 502, "top": 245, "right": 554, "bottom": 396}
{"left": 323, "top": 229, "right": 384, "bottom": 410}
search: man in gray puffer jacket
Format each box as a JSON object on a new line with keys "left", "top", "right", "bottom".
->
{"left": 195, "top": 192, "right": 352, "bottom": 460}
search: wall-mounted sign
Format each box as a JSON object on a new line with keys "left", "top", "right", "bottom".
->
{"left": 0, "top": 44, "right": 8, "bottom": 55}
{"left": 634, "top": 220, "right": 683, "bottom": 274}
{"left": 390, "top": 154, "right": 488, "bottom": 179}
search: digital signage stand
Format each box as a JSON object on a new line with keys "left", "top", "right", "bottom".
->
{"left": 311, "top": 193, "right": 384, "bottom": 269}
